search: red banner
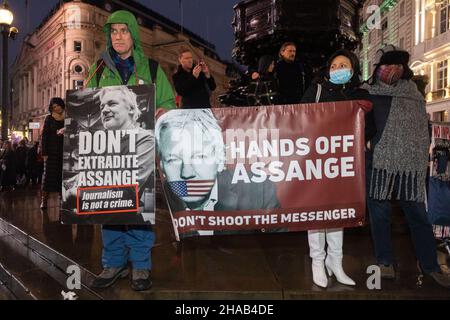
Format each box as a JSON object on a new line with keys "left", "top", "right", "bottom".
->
{"left": 432, "top": 123, "right": 450, "bottom": 140}
{"left": 156, "top": 101, "right": 371, "bottom": 240}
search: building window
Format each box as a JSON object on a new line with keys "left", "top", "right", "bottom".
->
{"left": 400, "top": 1, "right": 405, "bottom": 18}
{"left": 399, "top": 37, "right": 404, "bottom": 49}
{"left": 73, "top": 80, "right": 84, "bottom": 90}
{"left": 437, "top": 60, "right": 448, "bottom": 90}
{"left": 382, "top": 19, "right": 388, "bottom": 31}
{"left": 74, "top": 41, "right": 82, "bottom": 52}
{"left": 440, "top": 0, "right": 450, "bottom": 34}
{"left": 74, "top": 65, "right": 83, "bottom": 74}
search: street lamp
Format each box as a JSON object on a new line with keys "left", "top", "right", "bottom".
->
{"left": 0, "top": 0, "right": 15, "bottom": 141}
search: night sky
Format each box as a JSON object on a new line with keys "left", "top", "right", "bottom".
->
{"left": 7, "top": 0, "right": 238, "bottom": 67}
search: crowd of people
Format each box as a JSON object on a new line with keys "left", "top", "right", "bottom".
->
{"left": 0, "top": 8, "right": 448, "bottom": 294}
{"left": 0, "top": 97, "right": 65, "bottom": 213}
{"left": 0, "top": 138, "right": 44, "bottom": 192}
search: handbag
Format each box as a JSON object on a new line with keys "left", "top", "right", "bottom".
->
{"left": 428, "top": 176, "right": 450, "bottom": 226}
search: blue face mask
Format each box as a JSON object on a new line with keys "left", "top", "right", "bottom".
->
{"left": 329, "top": 68, "right": 353, "bottom": 85}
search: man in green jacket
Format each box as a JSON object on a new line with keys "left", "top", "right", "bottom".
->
{"left": 86, "top": 10, "right": 175, "bottom": 291}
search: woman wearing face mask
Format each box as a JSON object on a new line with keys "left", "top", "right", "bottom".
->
{"left": 301, "top": 49, "right": 374, "bottom": 288}
{"left": 363, "top": 45, "right": 450, "bottom": 288}
{"left": 40, "top": 97, "right": 65, "bottom": 210}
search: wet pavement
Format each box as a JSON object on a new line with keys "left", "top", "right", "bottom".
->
{"left": 0, "top": 185, "right": 449, "bottom": 300}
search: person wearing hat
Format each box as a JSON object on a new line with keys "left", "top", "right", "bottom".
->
{"left": 301, "top": 49, "right": 374, "bottom": 288}
{"left": 364, "top": 45, "right": 450, "bottom": 288}
{"left": 40, "top": 97, "right": 65, "bottom": 210}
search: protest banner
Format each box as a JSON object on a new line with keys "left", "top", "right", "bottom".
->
{"left": 155, "top": 100, "right": 372, "bottom": 240}
{"left": 61, "top": 85, "right": 155, "bottom": 224}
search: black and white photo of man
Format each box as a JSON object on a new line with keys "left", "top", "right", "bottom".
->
{"left": 98, "top": 86, "right": 143, "bottom": 130}
{"left": 96, "top": 87, "right": 154, "bottom": 201}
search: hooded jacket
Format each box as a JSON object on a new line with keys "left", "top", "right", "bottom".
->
{"left": 86, "top": 10, "right": 175, "bottom": 110}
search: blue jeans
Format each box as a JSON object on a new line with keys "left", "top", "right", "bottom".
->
{"left": 102, "top": 225, "right": 154, "bottom": 270}
{"left": 367, "top": 198, "right": 440, "bottom": 274}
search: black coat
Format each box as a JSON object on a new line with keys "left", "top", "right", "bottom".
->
{"left": 364, "top": 94, "right": 393, "bottom": 149}
{"left": 41, "top": 115, "right": 64, "bottom": 192}
{"left": 301, "top": 80, "right": 376, "bottom": 142}
{"left": 172, "top": 65, "right": 216, "bottom": 108}
{"left": 275, "top": 60, "right": 307, "bottom": 104}
{"left": 1, "top": 149, "right": 16, "bottom": 187}
{"left": 15, "top": 145, "right": 28, "bottom": 174}
{"left": 26, "top": 145, "right": 38, "bottom": 170}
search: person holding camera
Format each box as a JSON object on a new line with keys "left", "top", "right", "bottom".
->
{"left": 173, "top": 47, "right": 216, "bottom": 108}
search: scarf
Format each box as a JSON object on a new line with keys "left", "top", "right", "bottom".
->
{"left": 366, "top": 79, "right": 429, "bottom": 202}
{"left": 111, "top": 49, "right": 135, "bottom": 84}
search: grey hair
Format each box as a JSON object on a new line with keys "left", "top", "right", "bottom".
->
{"left": 95, "top": 86, "right": 142, "bottom": 122}
{"left": 155, "top": 109, "right": 225, "bottom": 164}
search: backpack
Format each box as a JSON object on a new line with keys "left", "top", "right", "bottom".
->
{"left": 95, "top": 58, "right": 159, "bottom": 86}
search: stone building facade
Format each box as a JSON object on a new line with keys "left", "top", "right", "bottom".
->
{"left": 11, "top": 0, "right": 230, "bottom": 140}
{"left": 410, "top": 0, "right": 450, "bottom": 122}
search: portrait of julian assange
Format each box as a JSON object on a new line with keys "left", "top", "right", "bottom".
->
{"left": 61, "top": 85, "right": 155, "bottom": 225}
{"left": 155, "top": 109, "right": 280, "bottom": 214}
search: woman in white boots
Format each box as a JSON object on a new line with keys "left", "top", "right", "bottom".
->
{"left": 301, "top": 49, "right": 375, "bottom": 287}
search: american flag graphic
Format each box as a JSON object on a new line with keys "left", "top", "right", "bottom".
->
{"left": 169, "top": 180, "right": 215, "bottom": 197}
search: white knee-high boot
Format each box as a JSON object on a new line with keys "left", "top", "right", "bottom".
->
{"left": 325, "top": 228, "right": 355, "bottom": 286}
{"left": 308, "top": 229, "right": 328, "bottom": 288}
